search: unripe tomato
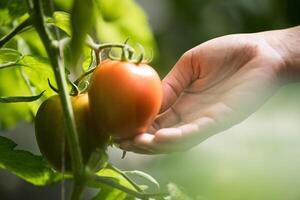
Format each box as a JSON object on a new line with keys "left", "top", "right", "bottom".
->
{"left": 88, "top": 59, "right": 162, "bottom": 139}
{"left": 35, "top": 94, "right": 107, "bottom": 172}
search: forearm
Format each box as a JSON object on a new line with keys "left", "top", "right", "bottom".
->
{"left": 265, "top": 26, "right": 300, "bottom": 82}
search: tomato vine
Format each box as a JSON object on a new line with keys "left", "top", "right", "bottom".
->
{"left": 0, "top": 0, "right": 167, "bottom": 199}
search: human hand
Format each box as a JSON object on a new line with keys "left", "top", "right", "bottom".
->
{"left": 120, "top": 27, "right": 300, "bottom": 154}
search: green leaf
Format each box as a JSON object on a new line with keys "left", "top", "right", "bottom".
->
{"left": 124, "top": 170, "right": 160, "bottom": 189}
{"left": 6, "top": 0, "right": 27, "bottom": 19}
{"left": 47, "top": 11, "right": 71, "bottom": 35}
{"left": 54, "top": 0, "right": 73, "bottom": 11}
{"left": 0, "top": 90, "right": 45, "bottom": 103}
{"left": 91, "top": 184, "right": 128, "bottom": 200}
{"left": 0, "top": 49, "right": 33, "bottom": 129}
{"left": 89, "top": 167, "right": 138, "bottom": 199}
{"left": 20, "top": 55, "right": 56, "bottom": 98}
{"left": 0, "top": 48, "right": 22, "bottom": 62}
{"left": 0, "top": 136, "right": 61, "bottom": 185}
{"left": 96, "top": 168, "right": 137, "bottom": 191}
{"left": 95, "top": 0, "right": 157, "bottom": 58}
{"left": 18, "top": 29, "right": 47, "bottom": 57}
{"left": 0, "top": 9, "right": 11, "bottom": 26}
{"left": 0, "top": 49, "right": 55, "bottom": 129}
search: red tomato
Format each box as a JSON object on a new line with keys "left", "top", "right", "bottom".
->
{"left": 88, "top": 60, "right": 162, "bottom": 139}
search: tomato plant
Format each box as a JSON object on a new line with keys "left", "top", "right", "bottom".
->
{"left": 88, "top": 59, "right": 162, "bottom": 139}
{"left": 0, "top": 0, "right": 170, "bottom": 199}
{"left": 35, "top": 94, "right": 108, "bottom": 172}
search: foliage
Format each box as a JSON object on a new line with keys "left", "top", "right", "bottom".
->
{"left": 0, "top": 0, "right": 156, "bottom": 130}
{"left": 0, "top": 136, "right": 61, "bottom": 185}
{"left": 0, "top": 0, "right": 162, "bottom": 199}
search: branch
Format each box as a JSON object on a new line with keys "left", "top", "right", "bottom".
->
{"left": 91, "top": 175, "right": 167, "bottom": 199}
{"left": 27, "top": 0, "right": 85, "bottom": 199}
{"left": 106, "top": 164, "right": 143, "bottom": 193}
{"left": 0, "top": 18, "right": 32, "bottom": 48}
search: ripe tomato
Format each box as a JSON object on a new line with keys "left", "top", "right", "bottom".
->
{"left": 88, "top": 59, "right": 162, "bottom": 139}
{"left": 35, "top": 94, "right": 107, "bottom": 172}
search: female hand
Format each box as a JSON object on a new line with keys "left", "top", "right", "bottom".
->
{"left": 120, "top": 26, "right": 300, "bottom": 154}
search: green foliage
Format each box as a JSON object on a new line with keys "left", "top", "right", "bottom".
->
{"left": 92, "top": 184, "right": 129, "bottom": 200}
{"left": 0, "top": 0, "right": 160, "bottom": 198}
{"left": 0, "top": 9, "right": 11, "bottom": 26}
{"left": 124, "top": 170, "right": 160, "bottom": 189}
{"left": 96, "top": 168, "right": 137, "bottom": 191}
{"left": 0, "top": 0, "right": 156, "bottom": 130}
{"left": 95, "top": 0, "right": 157, "bottom": 57}
{"left": 48, "top": 11, "right": 71, "bottom": 35}
{"left": 6, "top": 0, "right": 27, "bottom": 19}
{"left": 0, "top": 91, "right": 45, "bottom": 103}
{"left": 89, "top": 167, "right": 137, "bottom": 199}
{"left": 0, "top": 136, "right": 61, "bottom": 185}
{"left": 0, "top": 48, "right": 55, "bottom": 129}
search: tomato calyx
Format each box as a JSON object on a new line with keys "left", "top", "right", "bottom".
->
{"left": 48, "top": 39, "right": 152, "bottom": 97}
{"left": 72, "top": 40, "right": 152, "bottom": 94}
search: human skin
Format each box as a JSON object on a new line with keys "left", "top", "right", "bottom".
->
{"left": 120, "top": 26, "right": 300, "bottom": 154}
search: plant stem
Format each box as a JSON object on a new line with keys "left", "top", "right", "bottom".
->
{"left": 27, "top": 0, "right": 85, "bottom": 199}
{"left": 91, "top": 175, "right": 167, "bottom": 199}
{"left": 0, "top": 18, "right": 31, "bottom": 48}
{"left": 107, "top": 164, "right": 143, "bottom": 193}
{"left": 73, "top": 39, "right": 136, "bottom": 86}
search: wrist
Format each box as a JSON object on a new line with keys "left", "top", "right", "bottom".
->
{"left": 264, "top": 26, "right": 300, "bottom": 83}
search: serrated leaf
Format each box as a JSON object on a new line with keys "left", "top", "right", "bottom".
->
{"left": 0, "top": 136, "right": 61, "bottom": 185}
{"left": 124, "top": 170, "right": 160, "bottom": 189}
{"left": 0, "top": 90, "right": 45, "bottom": 103}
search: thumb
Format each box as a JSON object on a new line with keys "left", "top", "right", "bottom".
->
{"left": 160, "top": 51, "right": 195, "bottom": 113}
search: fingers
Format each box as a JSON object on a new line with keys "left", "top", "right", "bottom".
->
{"left": 160, "top": 50, "right": 196, "bottom": 113}
{"left": 119, "top": 117, "right": 217, "bottom": 154}
{"left": 120, "top": 132, "right": 187, "bottom": 154}
{"left": 153, "top": 107, "right": 181, "bottom": 131}
{"left": 119, "top": 102, "right": 235, "bottom": 154}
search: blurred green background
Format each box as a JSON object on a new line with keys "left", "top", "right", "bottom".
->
{"left": 1, "top": 0, "right": 300, "bottom": 199}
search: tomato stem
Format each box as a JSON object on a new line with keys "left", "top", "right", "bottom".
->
{"left": 121, "top": 38, "right": 130, "bottom": 61}
{"left": 86, "top": 36, "right": 135, "bottom": 63}
{"left": 90, "top": 175, "right": 167, "bottom": 198}
{"left": 27, "top": 1, "right": 86, "bottom": 199}
{"left": 135, "top": 43, "right": 145, "bottom": 65}
{"left": 0, "top": 18, "right": 32, "bottom": 48}
{"left": 107, "top": 164, "right": 144, "bottom": 193}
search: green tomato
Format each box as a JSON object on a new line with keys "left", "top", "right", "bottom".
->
{"left": 35, "top": 94, "right": 108, "bottom": 172}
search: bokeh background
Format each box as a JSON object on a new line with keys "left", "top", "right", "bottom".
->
{"left": 1, "top": 0, "right": 300, "bottom": 199}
